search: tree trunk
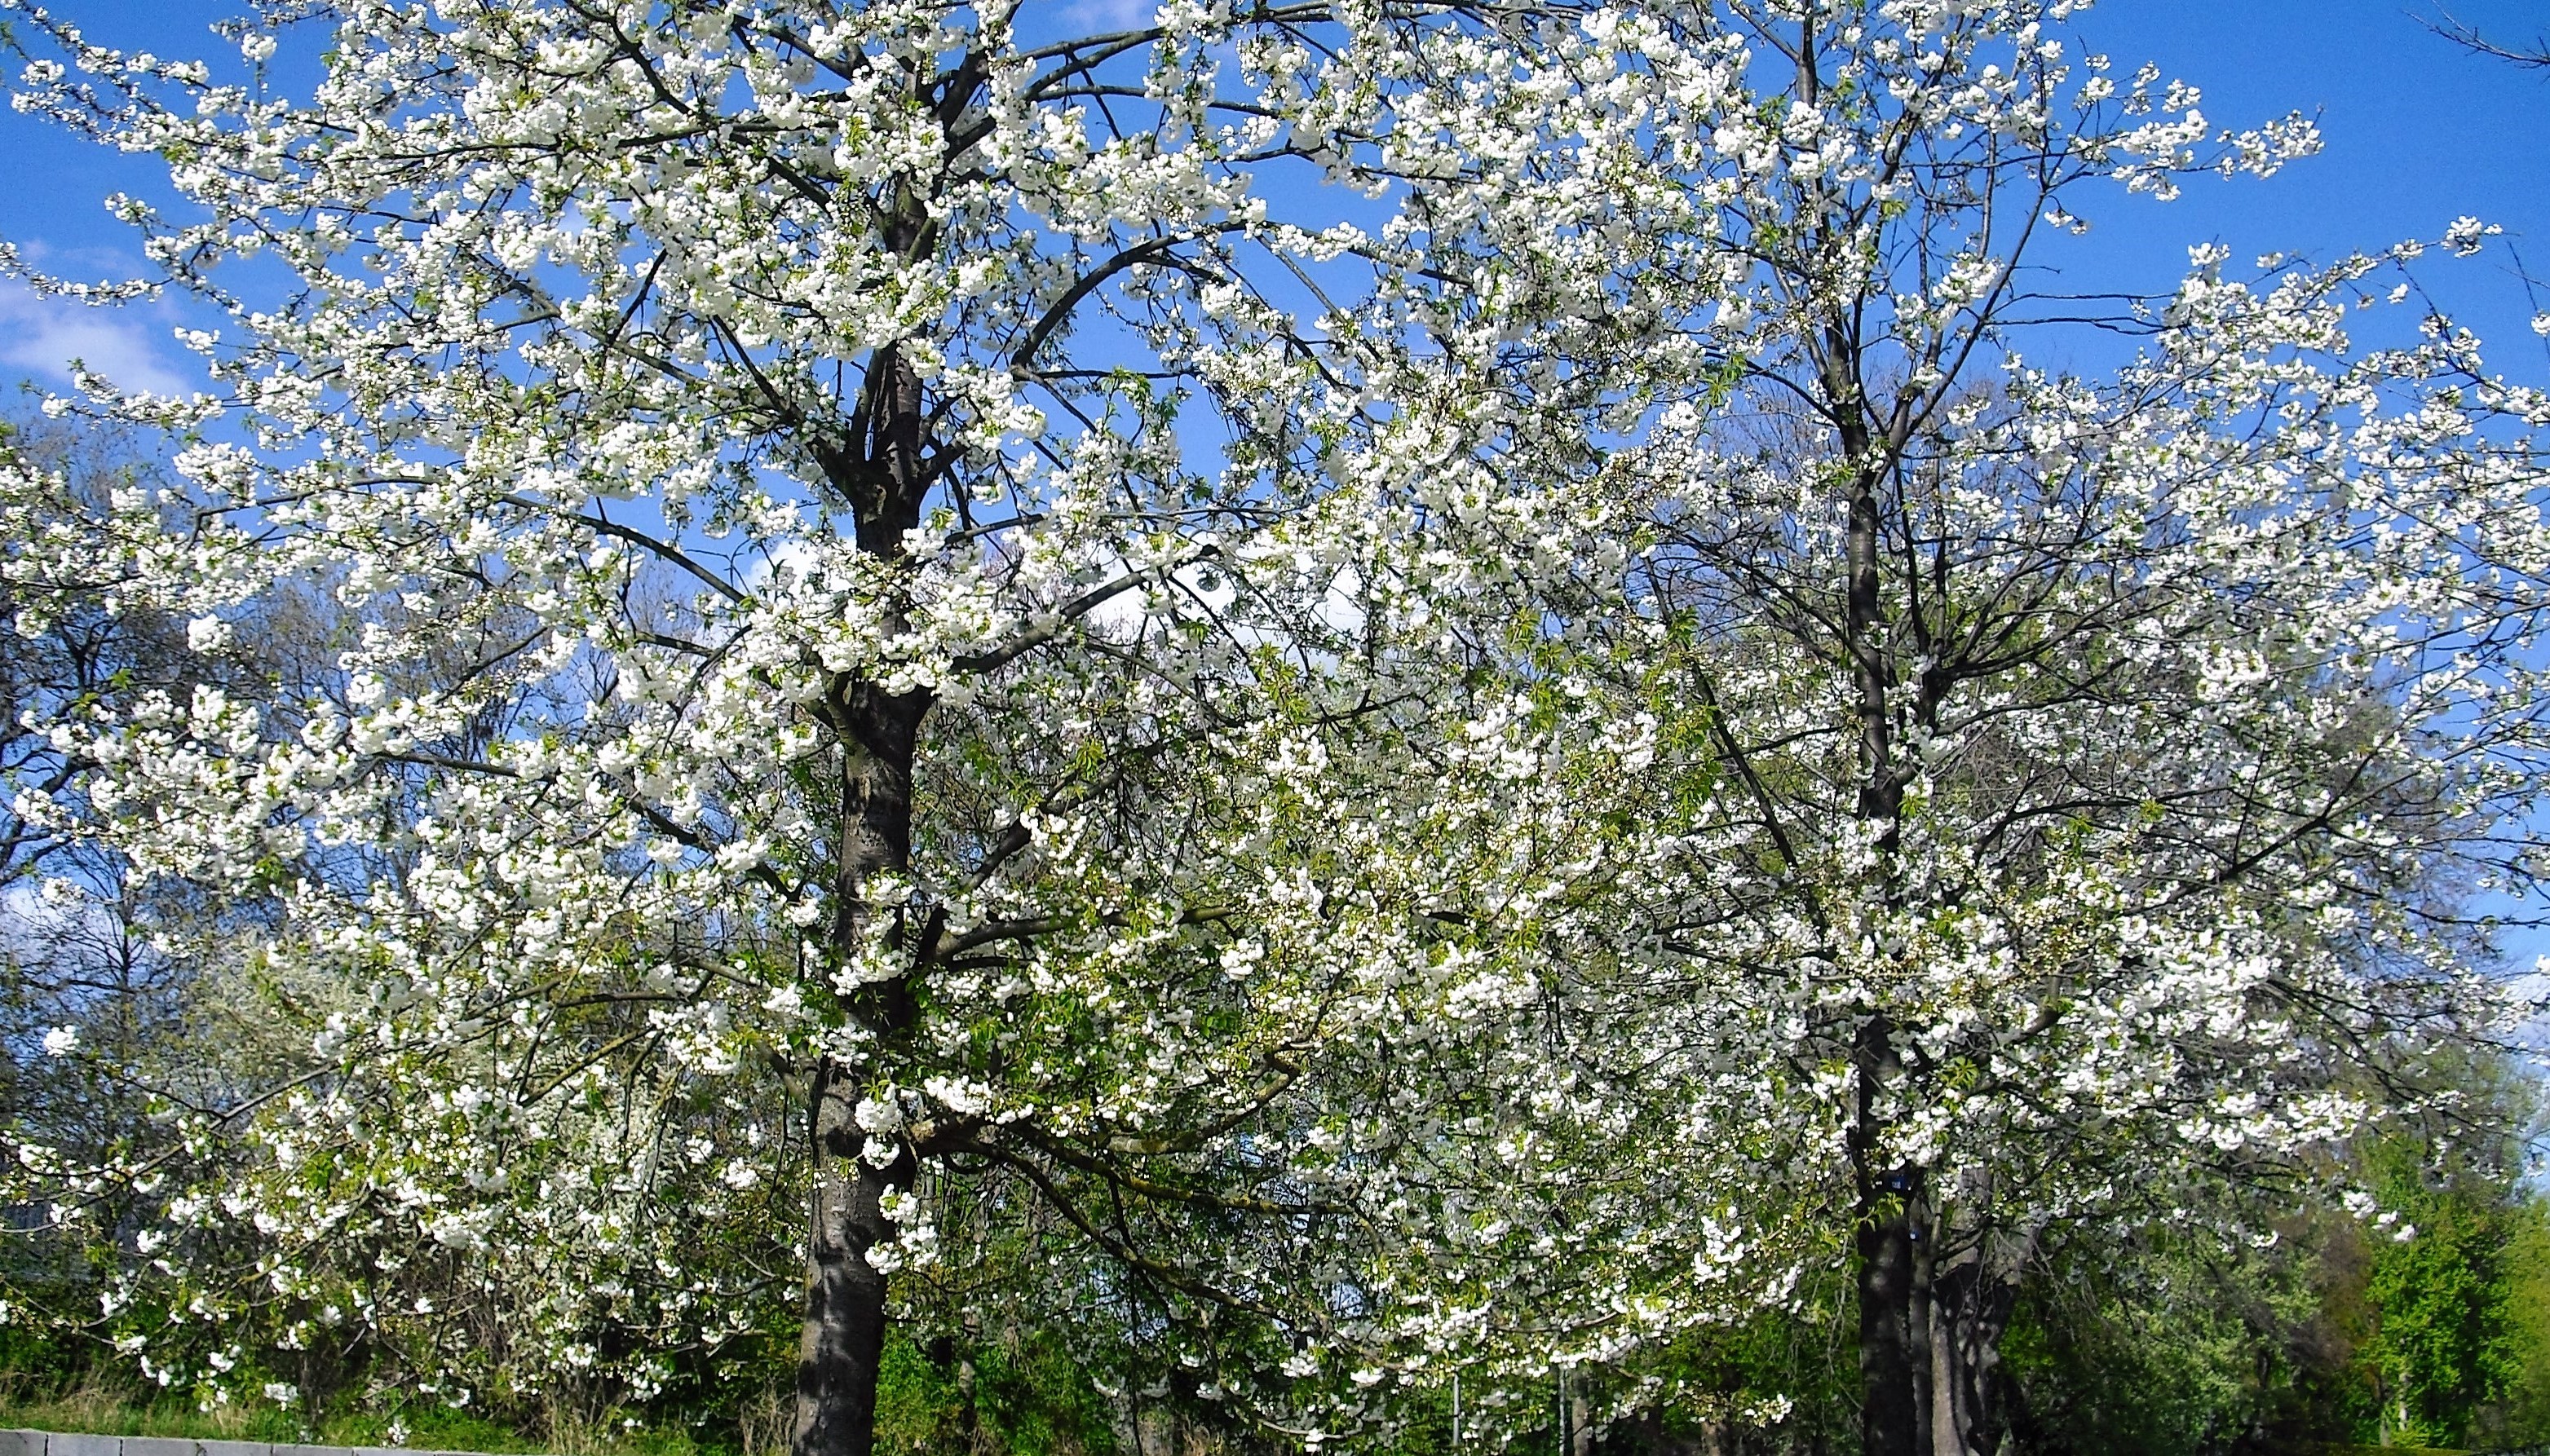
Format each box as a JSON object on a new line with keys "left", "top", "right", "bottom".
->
{"left": 1841, "top": 445, "right": 1920, "bottom": 1456}
{"left": 1854, "top": 1145, "right": 1923, "bottom": 1456}
{"left": 793, "top": 689, "right": 930, "bottom": 1456}
{"left": 1925, "top": 1233, "right": 2023, "bottom": 1456}
{"left": 795, "top": 1057, "right": 914, "bottom": 1456}
{"left": 793, "top": 329, "right": 935, "bottom": 1456}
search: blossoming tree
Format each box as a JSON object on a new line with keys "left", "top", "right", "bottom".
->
{"left": 0, "top": 1, "right": 1772, "bottom": 1450}
{"left": 1496, "top": 4, "right": 2550, "bottom": 1453}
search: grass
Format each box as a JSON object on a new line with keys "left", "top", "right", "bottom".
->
{"left": 0, "top": 1379, "right": 298, "bottom": 1444}
{"left": 0, "top": 1375, "right": 731, "bottom": 1456}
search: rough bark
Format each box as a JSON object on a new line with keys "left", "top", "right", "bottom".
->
{"left": 795, "top": 1059, "right": 916, "bottom": 1456}
{"left": 1839, "top": 395, "right": 1921, "bottom": 1456}
{"left": 1852, "top": 1088, "right": 1921, "bottom": 1456}
{"left": 792, "top": 332, "right": 936, "bottom": 1456}
{"left": 1925, "top": 1231, "right": 2024, "bottom": 1456}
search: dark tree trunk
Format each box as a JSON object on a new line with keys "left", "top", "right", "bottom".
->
{"left": 1837, "top": 393, "right": 1920, "bottom": 1456}
{"left": 792, "top": 333, "right": 936, "bottom": 1456}
{"left": 1852, "top": 1064, "right": 1921, "bottom": 1456}
{"left": 790, "top": 695, "right": 930, "bottom": 1456}
{"left": 795, "top": 1058, "right": 916, "bottom": 1456}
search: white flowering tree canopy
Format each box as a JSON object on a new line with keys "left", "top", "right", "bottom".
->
{"left": 2, "top": 0, "right": 2547, "bottom": 1453}
{"left": 0, "top": 0, "right": 1784, "bottom": 1449}
{"left": 1444, "top": 4, "right": 2550, "bottom": 1451}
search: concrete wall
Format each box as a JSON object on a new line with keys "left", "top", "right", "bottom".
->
{"left": 0, "top": 1432, "right": 499, "bottom": 1456}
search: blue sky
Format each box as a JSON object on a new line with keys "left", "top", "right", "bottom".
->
{"left": 2061, "top": 0, "right": 2550, "bottom": 373}
{"left": 2, "top": 1, "right": 2546, "bottom": 393}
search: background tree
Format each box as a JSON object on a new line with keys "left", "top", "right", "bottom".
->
{"left": 1437, "top": 3, "right": 2550, "bottom": 1454}
{"left": 0, "top": 415, "right": 250, "bottom": 1356}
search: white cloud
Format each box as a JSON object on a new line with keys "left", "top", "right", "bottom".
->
{"left": 744, "top": 536, "right": 822, "bottom": 591}
{"left": 0, "top": 280, "right": 197, "bottom": 397}
{"left": 1061, "top": 0, "right": 1158, "bottom": 29}
{"left": 1086, "top": 558, "right": 1365, "bottom": 649}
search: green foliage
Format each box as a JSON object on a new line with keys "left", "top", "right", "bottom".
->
{"left": 319, "top": 1404, "right": 572, "bottom": 1455}
{"left": 1638, "top": 1274, "right": 1862, "bottom": 1452}
{"left": 1995, "top": 1127, "right": 2550, "bottom": 1456}
{"left": 2000, "top": 1227, "right": 2326, "bottom": 1456}
{"left": 2338, "top": 1141, "right": 2542, "bottom": 1449}
{"left": 12, "top": 1171, "right": 2550, "bottom": 1456}
{"left": 0, "top": 1359, "right": 736, "bottom": 1456}
{"left": 2284, "top": 1137, "right": 2550, "bottom": 1456}
{"left": 2491, "top": 1209, "right": 2550, "bottom": 1445}
{"left": 0, "top": 1382, "right": 306, "bottom": 1445}
{"left": 873, "top": 1330, "right": 1119, "bottom": 1456}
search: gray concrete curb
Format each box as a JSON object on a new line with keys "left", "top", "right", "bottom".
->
{"left": 0, "top": 1432, "right": 491, "bottom": 1456}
